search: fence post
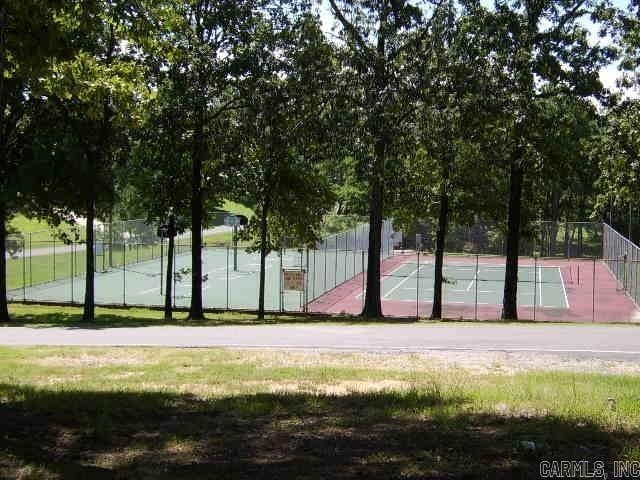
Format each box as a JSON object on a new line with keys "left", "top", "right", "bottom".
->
{"left": 592, "top": 257, "right": 596, "bottom": 323}
{"left": 123, "top": 234, "right": 126, "bottom": 306}
{"left": 324, "top": 247, "right": 327, "bottom": 292}
{"left": 22, "top": 238, "right": 26, "bottom": 302}
{"left": 533, "top": 256, "right": 538, "bottom": 322}
{"left": 279, "top": 249, "right": 283, "bottom": 313}
{"left": 172, "top": 243, "right": 176, "bottom": 309}
{"left": 226, "top": 245, "right": 230, "bottom": 310}
{"left": 334, "top": 236, "right": 338, "bottom": 288}
{"left": 29, "top": 232, "right": 32, "bottom": 287}
{"left": 474, "top": 254, "right": 479, "bottom": 321}
{"left": 304, "top": 248, "right": 309, "bottom": 313}
{"left": 416, "top": 249, "right": 420, "bottom": 320}
{"left": 312, "top": 249, "right": 316, "bottom": 302}
{"left": 70, "top": 242, "right": 76, "bottom": 304}
{"left": 53, "top": 237, "right": 56, "bottom": 281}
{"left": 361, "top": 250, "right": 365, "bottom": 311}
{"left": 160, "top": 237, "right": 164, "bottom": 295}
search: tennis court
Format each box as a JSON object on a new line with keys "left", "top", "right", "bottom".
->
{"left": 8, "top": 247, "right": 308, "bottom": 311}
{"left": 381, "top": 261, "right": 569, "bottom": 308}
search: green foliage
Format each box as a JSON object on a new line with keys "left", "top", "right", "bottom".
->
{"left": 232, "top": 11, "right": 337, "bottom": 250}
{"left": 589, "top": 100, "right": 640, "bottom": 216}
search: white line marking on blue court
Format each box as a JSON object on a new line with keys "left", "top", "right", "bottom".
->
{"left": 383, "top": 267, "right": 420, "bottom": 299}
{"left": 538, "top": 266, "right": 543, "bottom": 307}
{"left": 559, "top": 266, "right": 570, "bottom": 308}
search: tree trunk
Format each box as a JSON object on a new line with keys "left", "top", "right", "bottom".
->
{"left": 83, "top": 200, "right": 95, "bottom": 321}
{"left": 361, "top": 147, "right": 384, "bottom": 318}
{"left": 0, "top": 207, "right": 9, "bottom": 322}
{"left": 502, "top": 157, "right": 524, "bottom": 320}
{"left": 257, "top": 202, "right": 269, "bottom": 320}
{"left": 164, "top": 227, "right": 175, "bottom": 321}
{"left": 189, "top": 109, "right": 205, "bottom": 320}
{"left": 0, "top": 3, "right": 9, "bottom": 322}
{"left": 431, "top": 186, "right": 449, "bottom": 320}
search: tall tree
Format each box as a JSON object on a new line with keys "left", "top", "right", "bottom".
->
{"left": 233, "top": 12, "right": 336, "bottom": 319}
{"left": 0, "top": 0, "right": 71, "bottom": 321}
{"left": 143, "top": 0, "right": 262, "bottom": 320}
{"left": 470, "top": 0, "right": 614, "bottom": 319}
{"left": 38, "top": 0, "right": 144, "bottom": 321}
{"left": 328, "top": 0, "right": 437, "bottom": 318}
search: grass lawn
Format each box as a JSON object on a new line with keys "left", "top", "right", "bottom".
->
{"left": 221, "top": 199, "right": 254, "bottom": 219}
{"left": 0, "top": 346, "right": 639, "bottom": 479}
{"left": 9, "top": 215, "right": 78, "bottom": 243}
{"left": 6, "top": 242, "right": 166, "bottom": 291}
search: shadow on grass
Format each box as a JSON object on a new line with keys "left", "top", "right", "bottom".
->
{"left": 4, "top": 304, "right": 423, "bottom": 329}
{"left": 0, "top": 383, "right": 633, "bottom": 479}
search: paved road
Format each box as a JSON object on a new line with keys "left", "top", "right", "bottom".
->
{"left": 1, "top": 324, "right": 640, "bottom": 360}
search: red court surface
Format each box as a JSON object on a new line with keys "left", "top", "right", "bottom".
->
{"left": 308, "top": 252, "right": 640, "bottom": 323}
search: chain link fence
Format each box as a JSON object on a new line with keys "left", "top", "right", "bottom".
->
{"left": 401, "top": 221, "right": 603, "bottom": 258}
{"left": 8, "top": 218, "right": 638, "bottom": 322}
{"left": 603, "top": 223, "right": 640, "bottom": 307}
{"left": 6, "top": 217, "right": 401, "bottom": 313}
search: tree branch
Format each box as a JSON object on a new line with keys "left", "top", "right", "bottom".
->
{"left": 327, "top": 0, "right": 372, "bottom": 56}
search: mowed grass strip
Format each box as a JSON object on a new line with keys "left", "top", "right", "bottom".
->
{"left": 3, "top": 304, "right": 310, "bottom": 327}
{"left": 4, "top": 303, "right": 415, "bottom": 327}
{"left": 0, "top": 346, "right": 639, "bottom": 479}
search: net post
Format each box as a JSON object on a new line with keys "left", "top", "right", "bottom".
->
{"left": 474, "top": 254, "right": 479, "bottom": 321}
{"left": 226, "top": 245, "right": 230, "bottom": 310}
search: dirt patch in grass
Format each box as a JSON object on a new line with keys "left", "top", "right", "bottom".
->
{"left": 32, "top": 351, "right": 156, "bottom": 368}
{"left": 241, "top": 379, "right": 414, "bottom": 395}
{"left": 223, "top": 348, "right": 640, "bottom": 375}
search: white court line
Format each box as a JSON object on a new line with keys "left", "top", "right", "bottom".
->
{"left": 466, "top": 267, "right": 478, "bottom": 292}
{"left": 383, "top": 266, "right": 420, "bottom": 299}
{"left": 402, "top": 287, "right": 496, "bottom": 294}
{"left": 559, "top": 266, "right": 570, "bottom": 308}
{"left": 138, "top": 287, "right": 160, "bottom": 295}
{"left": 356, "top": 261, "right": 420, "bottom": 299}
{"left": 538, "top": 266, "right": 543, "bottom": 307}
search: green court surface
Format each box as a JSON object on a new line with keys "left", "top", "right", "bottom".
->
{"left": 8, "top": 248, "right": 311, "bottom": 312}
{"left": 381, "top": 261, "right": 569, "bottom": 308}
